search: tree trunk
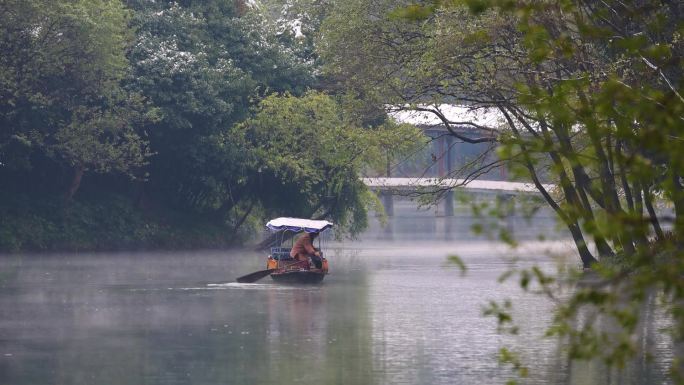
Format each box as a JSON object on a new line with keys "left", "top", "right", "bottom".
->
{"left": 500, "top": 106, "right": 598, "bottom": 267}
{"left": 578, "top": 93, "right": 635, "bottom": 256}
{"left": 527, "top": 158, "right": 598, "bottom": 268}
{"left": 672, "top": 173, "right": 684, "bottom": 246}
{"left": 232, "top": 200, "right": 256, "bottom": 236}
{"left": 552, "top": 154, "right": 613, "bottom": 260}
{"left": 616, "top": 141, "right": 635, "bottom": 212}
{"left": 643, "top": 184, "right": 664, "bottom": 241}
{"left": 65, "top": 164, "right": 85, "bottom": 203}
{"left": 568, "top": 223, "right": 598, "bottom": 269}
{"left": 541, "top": 125, "right": 613, "bottom": 259}
{"left": 568, "top": 164, "right": 615, "bottom": 257}
{"left": 634, "top": 181, "right": 644, "bottom": 217}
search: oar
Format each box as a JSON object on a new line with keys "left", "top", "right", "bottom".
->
{"left": 236, "top": 268, "right": 276, "bottom": 283}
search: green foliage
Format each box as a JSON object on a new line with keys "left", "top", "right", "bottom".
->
{"left": 236, "top": 91, "right": 418, "bottom": 235}
{"left": 1, "top": 0, "right": 399, "bottom": 250}
{"left": 0, "top": 190, "right": 244, "bottom": 252}
{"left": 388, "top": 4, "right": 435, "bottom": 20}
{"left": 498, "top": 347, "right": 528, "bottom": 382}
{"left": 320, "top": 0, "right": 684, "bottom": 382}
{"left": 447, "top": 254, "right": 467, "bottom": 275}
{"left": 259, "top": 0, "right": 336, "bottom": 69}
{"left": 483, "top": 299, "right": 518, "bottom": 334}
{"left": 125, "top": 0, "right": 317, "bottom": 220}
{"left": 0, "top": 0, "right": 151, "bottom": 184}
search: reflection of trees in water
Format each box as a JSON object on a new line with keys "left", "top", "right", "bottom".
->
{"left": 0, "top": 252, "right": 377, "bottom": 385}
{"left": 565, "top": 290, "right": 675, "bottom": 385}
{"left": 262, "top": 274, "right": 376, "bottom": 385}
{"left": 322, "top": 276, "right": 377, "bottom": 385}
{"left": 41, "top": 286, "right": 375, "bottom": 384}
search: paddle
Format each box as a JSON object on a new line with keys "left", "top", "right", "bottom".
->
{"left": 236, "top": 268, "right": 277, "bottom": 283}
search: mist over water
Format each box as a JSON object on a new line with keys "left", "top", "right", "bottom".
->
{"left": 0, "top": 202, "right": 675, "bottom": 385}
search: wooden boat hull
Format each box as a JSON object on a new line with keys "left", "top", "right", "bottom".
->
{"left": 270, "top": 270, "right": 326, "bottom": 284}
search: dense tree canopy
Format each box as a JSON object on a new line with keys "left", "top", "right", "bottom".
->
{"left": 0, "top": 0, "right": 417, "bottom": 250}
{"left": 0, "top": 0, "right": 151, "bottom": 199}
{"left": 125, "top": 0, "right": 316, "bottom": 212}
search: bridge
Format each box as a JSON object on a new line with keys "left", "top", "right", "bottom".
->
{"left": 363, "top": 177, "right": 551, "bottom": 194}
{"left": 362, "top": 177, "right": 554, "bottom": 217}
{"left": 368, "top": 105, "right": 554, "bottom": 217}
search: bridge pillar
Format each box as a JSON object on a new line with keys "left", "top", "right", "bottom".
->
{"left": 435, "top": 190, "right": 454, "bottom": 217}
{"left": 444, "top": 190, "right": 454, "bottom": 217}
{"left": 381, "top": 191, "right": 394, "bottom": 217}
{"left": 434, "top": 216, "right": 454, "bottom": 240}
{"left": 382, "top": 218, "right": 394, "bottom": 240}
{"left": 497, "top": 193, "right": 514, "bottom": 234}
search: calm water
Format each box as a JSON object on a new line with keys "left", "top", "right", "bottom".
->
{"left": 0, "top": 215, "right": 676, "bottom": 384}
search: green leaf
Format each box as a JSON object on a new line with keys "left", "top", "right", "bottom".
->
{"left": 447, "top": 254, "right": 468, "bottom": 275}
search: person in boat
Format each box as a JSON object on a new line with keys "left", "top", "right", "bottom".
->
{"left": 290, "top": 231, "right": 323, "bottom": 269}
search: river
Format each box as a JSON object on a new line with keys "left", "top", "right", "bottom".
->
{"left": 0, "top": 213, "right": 676, "bottom": 384}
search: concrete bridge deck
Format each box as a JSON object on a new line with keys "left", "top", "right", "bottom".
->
{"left": 362, "top": 177, "right": 554, "bottom": 217}
{"left": 363, "top": 177, "right": 553, "bottom": 194}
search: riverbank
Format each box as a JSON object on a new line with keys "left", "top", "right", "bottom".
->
{"left": 0, "top": 194, "right": 244, "bottom": 253}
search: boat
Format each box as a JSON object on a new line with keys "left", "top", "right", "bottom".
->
{"left": 264, "top": 217, "right": 333, "bottom": 284}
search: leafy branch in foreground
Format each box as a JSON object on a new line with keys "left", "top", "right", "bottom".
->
{"left": 320, "top": 0, "right": 683, "bottom": 382}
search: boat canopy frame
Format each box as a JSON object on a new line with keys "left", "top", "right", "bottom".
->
{"left": 266, "top": 217, "right": 333, "bottom": 234}
{"left": 266, "top": 217, "right": 333, "bottom": 259}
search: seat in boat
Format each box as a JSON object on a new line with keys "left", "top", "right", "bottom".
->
{"left": 270, "top": 247, "right": 293, "bottom": 260}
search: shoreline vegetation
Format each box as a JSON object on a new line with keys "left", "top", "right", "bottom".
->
{"left": 0, "top": 193, "right": 241, "bottom": 253}
{"left": 0, "top": 1, "right": 422, "bottom": 253}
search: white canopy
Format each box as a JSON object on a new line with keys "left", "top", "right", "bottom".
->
{"left": 266, "top": 217, "right": 334, "bottom": 233}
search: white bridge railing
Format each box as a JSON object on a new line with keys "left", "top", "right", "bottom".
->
{"left": 362, "top": 177, "right": 553, "bottom": 194}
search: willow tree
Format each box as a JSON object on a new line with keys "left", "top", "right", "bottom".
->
{"left": 235, "top": 91, "right": 422, "bottom": 242}
{"left": 319, "top": 0, "right": 684, "bottom": 379}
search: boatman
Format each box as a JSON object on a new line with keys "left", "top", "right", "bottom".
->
{"left": 290, "top": 232, "right": 323, "bottom": 269}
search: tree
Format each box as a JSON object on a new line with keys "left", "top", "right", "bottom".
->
{"left": 0, "top": 0, "right": 151, "bottom": 200}
{"left": 319, "top": 0, "right": 684, "bottom": 380}
{"left": 319, "top": 0, "right": 683, "bottom": 263}
{"left": 236, "top": 91, "right": 422, "bottom": 239}
{"left": 125, "top": 0, "right": 316, "bottom": 222}
{"left": 258, "top": 0, "right": 336, "bottom": 69}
